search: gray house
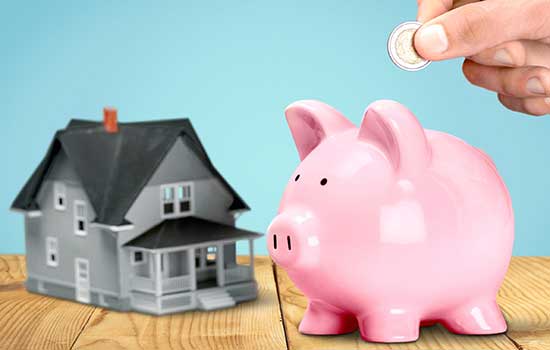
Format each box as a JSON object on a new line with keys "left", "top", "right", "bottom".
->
{"left": 11, "top": 108, "right": 261, "bottom": 315}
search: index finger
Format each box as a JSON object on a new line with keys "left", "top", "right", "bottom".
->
{"left": 414, "top": 0, "right": 550, "bottom": 61}
{"left": 417, "top": 0, "right": 454, "bottom": 23}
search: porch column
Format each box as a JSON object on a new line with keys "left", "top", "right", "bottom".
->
{"left": 200, "top": 248, "right": 206, "bottom": 269}
{"left": 154, "top": 252, "right": 162, "bottom": 297}
{"left": 187, "top": 248, "right": 196, "bottom": 290}
{"left": 248, "top": 239, "right": 255, "bottom": 280}
{"left": 216, "top": 243, "right": 225, "bottom": 287}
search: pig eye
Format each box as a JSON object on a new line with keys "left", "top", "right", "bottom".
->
{"left": 294, "top": 174, "right": 300, "bottom": 181}
{"left": 320, "top": 178, "right": 328, "bottom": 186}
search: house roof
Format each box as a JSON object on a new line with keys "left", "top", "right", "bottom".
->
{"left": 124, "top": 216, "right": 261, "bottom": 250}
{"left": 11, "top": 118, "right": 249, "bottom": 226}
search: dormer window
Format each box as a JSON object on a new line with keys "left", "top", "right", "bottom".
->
{"left": 54, "top": 182, "right": 66, "bottom": 211}
{"left": 178, "top": 184, "right": 191, "bottom": 212}
{"left": 74, "top": 201, "right": 87, "bottom": 236}
{"left": 161, "top": 182, "right": 193, "bottom": 218}
{"left": 162, "top": 187, "right": 175, "bottom": 215}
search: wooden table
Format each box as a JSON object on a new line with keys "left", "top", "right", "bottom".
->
{"left": 1, "top": 256, "right": 549, "bottom": 350}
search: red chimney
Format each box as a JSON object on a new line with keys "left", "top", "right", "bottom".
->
{"left": 103, "top": 107, "right": 118, "bottom": 133}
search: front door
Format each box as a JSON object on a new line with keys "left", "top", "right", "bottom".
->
{"left": 75, "top": 258, "right": 91, "bottom": 303}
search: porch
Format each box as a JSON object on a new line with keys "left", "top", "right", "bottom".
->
{"left": 128, "top": 244, "right": 255, "bottom": 296}
{"left": 124, "top": 216, "right": 261, "bottom": 314}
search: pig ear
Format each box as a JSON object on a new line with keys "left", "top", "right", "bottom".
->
{"left": 285, "top": 100, "right": 355, "bottom": 160}
{"left": 358, "top": 100, "right": 430, "bottom": 176}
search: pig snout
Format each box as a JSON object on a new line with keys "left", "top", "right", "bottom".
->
{"left": 267, "top": 211, "right": 319, "bottom": 269}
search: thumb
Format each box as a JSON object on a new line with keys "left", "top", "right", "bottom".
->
{"left": 414, "top": 0, "right": 550, "bottom": 61}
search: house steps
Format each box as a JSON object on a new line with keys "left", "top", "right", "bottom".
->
{"left": 197, "top": 288, "right": 236, "bottom": 311}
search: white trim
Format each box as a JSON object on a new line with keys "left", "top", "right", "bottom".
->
{"left": 127, "top": 235, "right": 261, "bottom": 254}
{"left": 74, "top": 200, "right": 87, "bottom": 236}
{"left": 90, "top": 222, "right": 135, "bottom": 232}
{"left": 53, "top": 182, "right": 67, "bottom": 211}
{"left": 46, "top": 236, "right": 59, "bottom": 267}
{"left": 160, "top": 181, "right": 195, "bottom": 219}
{"left": 10, "top": 208, "right": 43, "bottom": 217}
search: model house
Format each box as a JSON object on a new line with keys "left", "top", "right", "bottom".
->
{"left": 11, "top": 108, "right": 261, "bottom": 315}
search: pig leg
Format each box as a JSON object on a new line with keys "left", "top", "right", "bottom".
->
{"left": 358, "top": 310, "right": 420, "bottom": 343}
{"left": 442, "top": 298, "right": 507, "bottom": 334}
{"left": 299, "top": 301, "right": 358, "bottom": 335}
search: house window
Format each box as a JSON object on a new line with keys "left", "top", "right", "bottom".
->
{"left": 46, "top": 237, "right": 59, "bottom": 267}
{"left": 54, "top": 182, "right": 66, "bottom": 211}
{"left": 162, "top": 187, "right": 175, "bottom": 215}
{"left": 74, "top": 201, "right": 87, "bottom": 236}
{"left": 207, "top": 246, "right": 217, "bottom": 265}
{"left": 131, "top": 251, "right": 147, "bottom": 265}
{"left": 161, "top": 182, "right": 193, "bottom": 218}
{"left": 178, "top": 184, "right": 191, "bottom": 212}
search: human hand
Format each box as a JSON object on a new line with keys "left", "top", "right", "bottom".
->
{"left": 415, "top": 0, "right": 550, "bottom": 116}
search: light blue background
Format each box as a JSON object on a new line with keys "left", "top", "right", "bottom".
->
{"left": 1, "top": 1, "right": 549, "bottom": 256}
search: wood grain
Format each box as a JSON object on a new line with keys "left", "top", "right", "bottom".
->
{"left": 276, "top": 258, "right": 532, "bottom": 350}
{"left": 498, "top": 257, "right": 550, "bottom": 350}
{"left": 2, "top": 255, "right": 550, "bottom": 350}
{"left": 0, "top": 255, "right": 97, "bottom": 350}
{"left": 72, "top": 256, "right": 287, "bottom": 350}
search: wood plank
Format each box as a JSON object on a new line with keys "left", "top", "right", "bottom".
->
{"left": 498, "top": 257, "right": 550, "bottom": 350}
{"left": 72, "top": 256, "right": 287, "bottom": 350}
{"left": 0, "top": 255, "right": 97, "bottom": 350}
{"left": 275, "top": 261, "right": 525, "bottom": 350}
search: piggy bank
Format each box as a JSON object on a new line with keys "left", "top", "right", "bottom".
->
{"left": 268, "top": 100, "right": 514, "bottom": 343}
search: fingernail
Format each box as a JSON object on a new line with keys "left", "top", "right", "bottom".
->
{"left": 416, "top": 24, "right": 449, "bottom": 54}
{"left": 545, "top": 97, "right": 550, "bottom": 106}
{"left": 494, "top": 49, "right": 513, "bottom": 66}
{"left": 527, "top": 77, "right": 546, "bottom": 95}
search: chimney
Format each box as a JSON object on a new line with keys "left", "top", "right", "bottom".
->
{"left": 103, "top": 107, "right": 118, "bottom": 133}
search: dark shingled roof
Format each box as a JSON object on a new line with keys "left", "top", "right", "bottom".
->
{"left": 124, "top": 216, "right": 261, "bottom": 249}
{"left": 11, "top": 118, "right": 249, "bottom": 226}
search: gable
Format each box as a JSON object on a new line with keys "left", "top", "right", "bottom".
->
{"left": 148, "top": 138, "right": 212, "bottom": 185}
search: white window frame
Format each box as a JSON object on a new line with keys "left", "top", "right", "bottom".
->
{"left": 74, "top": 200, "right": 87, "bottom": 236}
{"left": 131, "top": 250, "right": 148, "bottom": 265}
{"left": 46, "top": 236, "right": 59, "bottom": 267}
{"left": 160, "top": 182, "right": 194, "bottom": 219}
{"left": 53, "top": 182, "right": 66, "bottom": 211}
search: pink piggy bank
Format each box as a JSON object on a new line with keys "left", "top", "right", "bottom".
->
{"left": 268, "top": 100, "right": 514, "bottom": 343}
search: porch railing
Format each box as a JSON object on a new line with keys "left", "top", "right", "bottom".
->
{"left": 225, "top": 265, "right": 252, "bottom": 284}
{"left": 163, "top": 275, "right": 191, "bottom": 293}
{"left": 131, "top": 276, "right": 156, "bottom": 293}
{"left": 130, "top": 275, "right": 192, "bottom": 294}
